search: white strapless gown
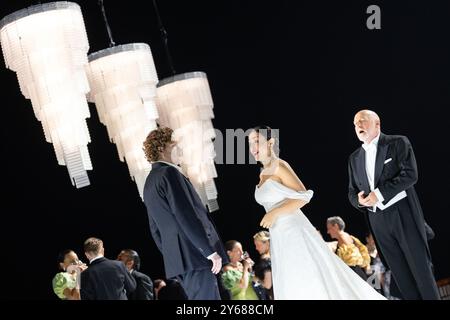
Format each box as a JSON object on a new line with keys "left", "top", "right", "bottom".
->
{"left": 254, "top": 179, "right": 386, "bottom": 300}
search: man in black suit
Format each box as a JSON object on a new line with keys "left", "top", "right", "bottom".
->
{"left": 80, "top": 238, "right": 136, "bottom": 300}
{"left": 142, "top": 127, "right": 228, "bottom": 300}
{"left": 348, "top": 109, "right": 439, "bottom": 300}
{"left": 117, "top": 249, "right": 154, "bottom": 300}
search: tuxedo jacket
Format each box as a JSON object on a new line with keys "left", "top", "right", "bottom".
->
{"left": 128, "top": 270, "right": 154, "bottom": 300}
{"left": 348, "top": 133, "right": 430, "bottom": 252}
{"left": 80, "top": 257, "right": 136, "bottom": 300}
{"left": 143, "top": 162, "right": 228, "bottom": 278}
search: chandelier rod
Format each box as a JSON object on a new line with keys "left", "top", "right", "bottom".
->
{"left": 152, "top": 0, "right": 176, "bottom": 75}
{"left": 98, "top": 0, "right": 115, "bottom": 47}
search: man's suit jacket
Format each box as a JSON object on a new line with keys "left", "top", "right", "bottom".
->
{"left": 143, "top": 162, "right": 228, "bottom": 278}
{"left": 80, "top": 257, "right": 136, "bottom": 300}
{"left": 128, "top": 270, "right": 154, "bottom": 300}
{"left": 348, "top": 132, "right": 430, "bottom": 257}
{"left": 347, "top": 132, "right": 441, "bottom": 300}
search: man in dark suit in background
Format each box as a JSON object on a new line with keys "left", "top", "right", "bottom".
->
{"left": 80, "top": 238, "right": 136, "bottom": 300}
{"left": 117, "top": 249, "right": 154, "bottom": 300}
{"left": 348, "top": 109, "right": 439, "bottom": 300}
{"left": 142, "top": 127, "right": 228, "bottom": 300}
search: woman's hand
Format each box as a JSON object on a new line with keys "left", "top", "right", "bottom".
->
{"left": 260, "top": 211, "right": 278, "bottom": 229}
{"left": 241, "top": 258, "right": 254, "bottom": 272}
{"left": 77, "top": 263, "right": 88, "bottom": 272}
{"left": 67, "top": 262, "right": 88, "bottom": 274}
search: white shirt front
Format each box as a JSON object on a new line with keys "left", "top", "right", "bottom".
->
{"left": 362, "top": 133, "right": 407, "bottom": 211}
{"left": 89, "top": 255, "right": 103, "bottom": 264}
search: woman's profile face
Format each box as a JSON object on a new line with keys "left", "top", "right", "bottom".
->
{"left": 227, "top": 243, "right": 244, "bottom": 263}
{"left": 254, "top": 239, "right": 270, "bottom": 255}
{"left": 61, "top": 251, "right": 79, "bottom": 270}
{"left": 249, "top": 131, "right": 270, "bottom": 162}
{"left": 326, "top": 223, "right": 340, "bottom": 239}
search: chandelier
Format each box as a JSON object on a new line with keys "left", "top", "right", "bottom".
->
{"left": 0, "top": 2, "right": 92, "bottom": 188}
{"left": 156, "top": 72, "right": 219, "bottom": 212}
{"left": 87, "top": 43, "right": 159, "bottom": 198}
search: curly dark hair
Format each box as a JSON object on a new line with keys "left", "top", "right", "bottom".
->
{"left": 143, "top": 127, "right": 174, "bottom": 162}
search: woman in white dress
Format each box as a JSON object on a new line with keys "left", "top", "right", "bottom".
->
{"left": 249, "top": 126, "right": 385, "bottom": 300}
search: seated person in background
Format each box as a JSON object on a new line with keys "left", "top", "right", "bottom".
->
{"left": 317, "top": 228, "right": 340, "bottom": 252}
{"left": 253, "top": 231, "right": 273, "bottom": 300}
{"left": 326, "top": 240, "right": 339, "bottom": 252}
{"left": 153, "top": 279, "right": 166, "bottom": 300}
{"left": 157, "top": 279, "right": 188, "bottom": 300}
{"left": 366, "top": 233, "right": 384, "bottom": 272}
{"left": 326, "top": 216, "right": 370, "bottom": 280}
{"left": 80, "top": 237, "right": 136, "bottom": 300}
{"left": 366, "top": 233, "right": 387, "bottom": 295}
{"left": 117, "top": 249, "right": 154, "bottom": 300}
{"left": 216, "top": 272, "right": 232, "bottom": 300}
{"left": 221, "top": 240, "right": 259, "bottom": 300}
{"left": 52, "top": 249, "right": 87, "bottom": 300}
{"left": 253, "top": 258, "right": 273, "bottom": 300}
{"left": 253, "top": 231, "right": 271, "bottom": 260}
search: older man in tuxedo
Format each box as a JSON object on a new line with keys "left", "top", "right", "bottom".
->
{"left": 347, "top": 109, "right": 439, "bottom": 300}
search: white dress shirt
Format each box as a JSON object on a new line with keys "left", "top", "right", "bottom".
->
{"left": 362, "top": 133, "right": 407, "bottom": 212}
{"left": 89, "top": 255, "right": 103, "bottom": 264}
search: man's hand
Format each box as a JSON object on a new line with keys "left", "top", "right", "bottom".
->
{"left": 357, "top": 191, "right": 366, "bottom": 206}
{"left": 207, "top": 252, "right": 222, "bottom": 274}
{"left": 358, "top": 191, "right": 379, "bottom": 207}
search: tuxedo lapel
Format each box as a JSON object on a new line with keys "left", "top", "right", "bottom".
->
{"left": 374, "top": 133, "right": 388, "bottom": 187}
{"left": 355, "top": 148, "right": 371, "bottom": 193}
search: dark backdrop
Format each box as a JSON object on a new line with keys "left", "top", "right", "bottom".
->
{"left": 0, "top": 0, "right": 448, "bottom": 299}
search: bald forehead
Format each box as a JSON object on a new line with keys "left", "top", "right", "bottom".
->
{"left": 354, "top": 110, "right": 380, "bottom": 122}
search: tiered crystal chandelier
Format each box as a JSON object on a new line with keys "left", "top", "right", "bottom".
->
{"left": 156, "top": 72, "right": 219, "bottom": 212}
{"left": 0, "top": 2, "right": 92, "bottom": 188}
{"left": 87, "top": 43, "right": 159, "bottom": 198}
{"left": 149, "top": 0, "right": 220, "bottom": 212}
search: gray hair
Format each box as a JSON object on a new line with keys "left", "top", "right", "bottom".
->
{"left": 327, "top": 216, "right": 346, "bottom": 231}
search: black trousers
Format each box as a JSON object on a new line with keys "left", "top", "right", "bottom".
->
{"left": 368, "top": 198, "right": 439, "bottom": 300}
{"left": 177, "top": 268, "right": 221, "bottom": 300}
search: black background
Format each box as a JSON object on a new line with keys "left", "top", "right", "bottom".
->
{"left": 0, "top": 0, "right": 449, "bottom": 299}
